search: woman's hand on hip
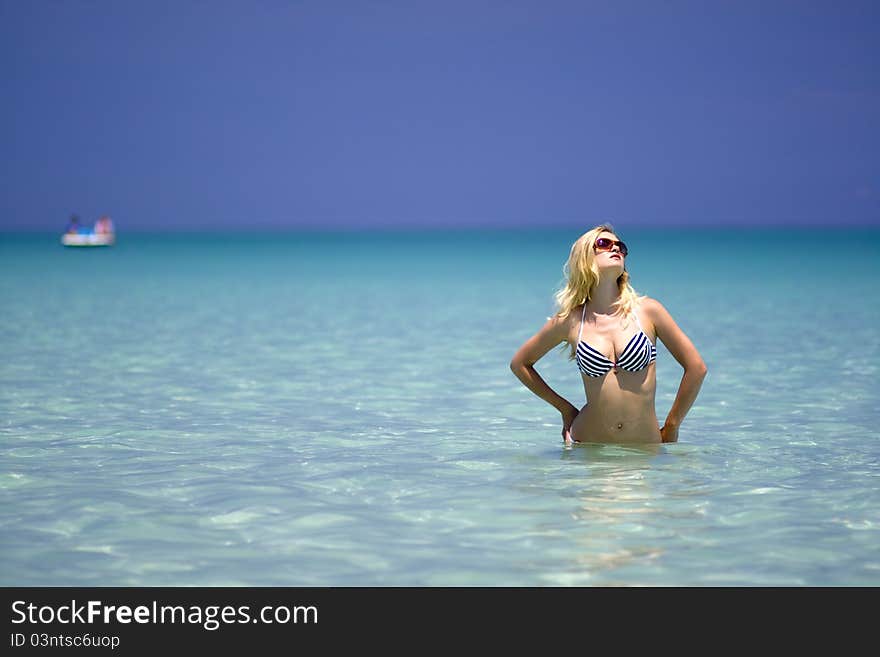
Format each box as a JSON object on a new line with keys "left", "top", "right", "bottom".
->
{"left": 561, "top": 403, "right": 579, "bottom": 445}
{"left": 660, "top": 423, "right": 679, "bottom": 443}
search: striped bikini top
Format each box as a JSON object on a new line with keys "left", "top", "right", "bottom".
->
{"left": 575, "top": 305, "right": 657, "bottom": 377}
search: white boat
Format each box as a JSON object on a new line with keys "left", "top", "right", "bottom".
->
{"left": 61, "top": 232, "right": 115, "bottom": 247}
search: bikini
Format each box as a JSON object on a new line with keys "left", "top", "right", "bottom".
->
{"left": 575, "top": 305, "right": 656, "bottom": 377}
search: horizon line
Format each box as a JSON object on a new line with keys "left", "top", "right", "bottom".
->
{"left": 3, "top": 222, "right": 879, "bottom": 236}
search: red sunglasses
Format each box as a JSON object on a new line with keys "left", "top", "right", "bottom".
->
{"left": 594, "top": 237, "right": 628, "bottom": 257}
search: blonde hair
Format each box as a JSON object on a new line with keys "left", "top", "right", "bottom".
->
{"left": 555, "top": 224, "right": 643, "bottom": 358}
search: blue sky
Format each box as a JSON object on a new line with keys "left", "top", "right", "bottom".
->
{"left": 1, "top": 0, "right": 877, "bottom": 231}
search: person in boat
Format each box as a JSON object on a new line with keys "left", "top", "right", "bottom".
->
{"left": 65, "top": 214, "right": 82, "bottom": 234}
{"left": 94, "top": 215, "right": 115, "bottom": 234}
{"left": 510, "top": 224, "right": 707, "bottom": 445}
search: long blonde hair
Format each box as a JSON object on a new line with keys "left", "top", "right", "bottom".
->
{"left": 555, "top": 224, "right": 643, "bottom": 358}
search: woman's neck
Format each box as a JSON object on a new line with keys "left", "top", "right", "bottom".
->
{"left": 587, "top": 276, "right": 621, "bottom": 314}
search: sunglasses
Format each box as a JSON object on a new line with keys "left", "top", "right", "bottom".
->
{"left": 594, "top": 237, "right": 628, "bottom": 257}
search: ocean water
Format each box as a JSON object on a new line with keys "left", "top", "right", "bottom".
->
{"left": 1, "top": 227, "right": 878, "bottom": 586}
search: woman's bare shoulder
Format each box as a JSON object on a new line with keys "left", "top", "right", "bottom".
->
{"left": 543, "top": 307, "right": 580, "bottom": 341}
{"left": 637, "top": 297, "right": 672, "bottom": 335}
{"left": 639, "top": 296, "right": 668, "bottom": 317}
{"left": 546, "top": 307, "right": 577, "bottom": 328}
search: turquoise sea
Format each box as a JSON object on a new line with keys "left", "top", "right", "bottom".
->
{"left": 1, "top": 228, "right": 878, "bottom": 586}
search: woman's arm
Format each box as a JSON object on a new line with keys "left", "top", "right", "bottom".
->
{"left": 510, "top": 314, "right": 580, "bottom": 442}
{"left": 643, "top": 298, "right": 707, "bottom": 443}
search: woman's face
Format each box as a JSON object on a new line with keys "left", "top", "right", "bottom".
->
{"left": 593, "top": 231, "right": 627, "bottom": 273}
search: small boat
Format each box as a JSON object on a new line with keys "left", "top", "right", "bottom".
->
{"left": 61, "top": 232, "right": 115, "bottom": 247}
{"left": 62, "top": 215, "right": 116, "bottom": 247}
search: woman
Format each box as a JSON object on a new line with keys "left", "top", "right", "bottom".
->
{"left": 510, "top": 225, "right": 706, "bottom": 444}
